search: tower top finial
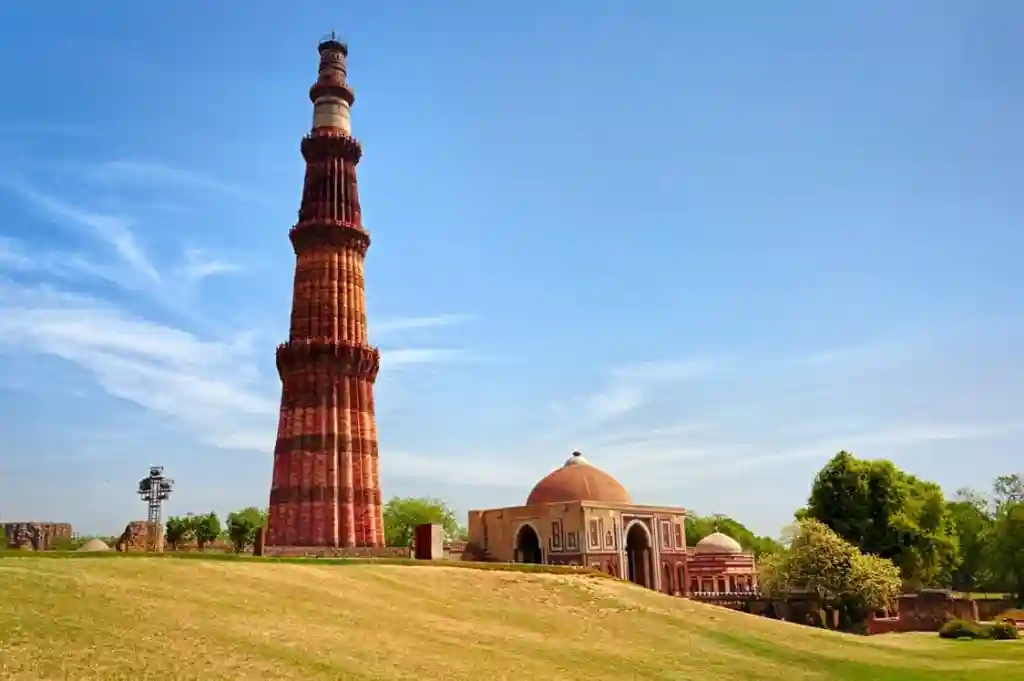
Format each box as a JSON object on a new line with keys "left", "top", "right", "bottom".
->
{"left": 319, "top": 31, "right": 348, "bottom": 55}
{"left": 309, "top": 32, "right": 354, "bottom": 134}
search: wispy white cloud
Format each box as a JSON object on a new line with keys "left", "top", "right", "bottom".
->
{"left": 7, "top": 180, "right": 160, "bottom": 282}
{"left": 0, "top": 279, "right": 276, "bottom": 451}
{"left": 574, "top": 355, "right": 730, "bottom": 426}
{"left": 609, "top": 356, "right": 731, "bottom": 382}
{"left": 173, "top": 247, "right": 240, "bottom": 284}
{"left": 684, "top": 422, "right": 1018, "bottom": 478}
{"left": 0, "top": 236, "right": 123, "bottom": 285}
{"left": 585, "top": 385, "right": 644, "bottom": 421}
{"left": 375, "top": 314, "right": 475, "bottom": 335}
{"left": 385, "top": 348, "right": 466, "bottom": 367}
{"left": 789, "top": 336, "right": 917, "bottom": 369}
{"left": 385, "top": 450, "right": 529, "bottom": 488}
{"left": 85, "top": 160, "right": 272, "bottom": 206}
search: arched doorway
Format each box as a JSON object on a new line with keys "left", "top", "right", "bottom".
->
{"left": 515, "top": 524, "right": 542, "bottom": 564}
{"left": 625, "top": 522, "right": 653, "bottom": 588}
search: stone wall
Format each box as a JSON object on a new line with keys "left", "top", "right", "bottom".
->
{"left": 695, "top": 593, "right": 826, "bottom": 627}
{"left": 115, "top": 521, "right": 164, "bottom": 553}
{"left": 263, "top": 546, "right": 411, "bottom": 559}
{"left": 866, "top": 590, "right": 979, "bottom": 634}
{"left": 2, "top": 522, "right": 72, "bottom": 550}
{"left": 976, "top": 598, "right": 1019, "bottom": 621}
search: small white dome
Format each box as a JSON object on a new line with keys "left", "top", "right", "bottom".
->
{"left": 695, "top": 532, "right": 743, "bottom": 554}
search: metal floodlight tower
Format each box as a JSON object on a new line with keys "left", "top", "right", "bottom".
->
{"left": 137, "top": 465, "right": 174, "bottom": 527}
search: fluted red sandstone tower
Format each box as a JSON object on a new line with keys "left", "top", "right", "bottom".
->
{"left": 266, "top": 36, "right": 384, "bottom": 549}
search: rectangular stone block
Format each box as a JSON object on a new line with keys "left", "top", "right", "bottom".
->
{"left": 414, "top": 523, "right": 443, "bottom": 561}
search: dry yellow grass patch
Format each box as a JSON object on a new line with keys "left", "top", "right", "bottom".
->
{"left": 0, "top": 557, "right": 1020, "bottom": 680}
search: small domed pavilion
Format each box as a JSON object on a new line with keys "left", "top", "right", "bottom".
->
{"left": 688, "top": 531, "right": 758, "bottom": 595}
{"left": 467, "top": 451, "right": 757, "bottom": 597}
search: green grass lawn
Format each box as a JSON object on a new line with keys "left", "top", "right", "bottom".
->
{"left": 0, "top": 555, "right": 1021, "bottom": 680}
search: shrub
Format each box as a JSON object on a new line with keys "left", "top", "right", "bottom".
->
{"left": 938, "top": 619, "right": 988, "bottom": 639}
{"left": 989, "top": 620, "right": 1020, "bottom": 640}
{"left": 938, "top": 618, "right": 1021, "bottom": 640}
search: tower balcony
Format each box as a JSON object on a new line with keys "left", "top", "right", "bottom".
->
{"left": 301, "top": 131, "right": 362, "bottom": 162}
{"left": 276, "top": 337, "right": 381, "bottom": 383}
{"left": 289, "top": 219, "right": 370, "bottom": 255}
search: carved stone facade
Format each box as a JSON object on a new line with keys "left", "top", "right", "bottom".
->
{"left": 115, "top": 521, "right": 164, "bottom": 553}
{"left": 467, "top": 452, "right": 690, "bottom": 595}
{"left": 267, "top": 37, "right": 384, "bottom": 550}
{"left": 2, "top": 522, "right": 72, "bottom": 550}
{"left": 467, "top": 452, "right": 759, "bottom": 597}
{"left": 687, "top": 532, "right": 758, "bottom": 595}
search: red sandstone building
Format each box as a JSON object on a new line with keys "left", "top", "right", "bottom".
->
{"left": 467, "top": 452, "right": 758, "bottom": 596}
{"left": 266, "top": 36, "right": 384, "bottom": 550}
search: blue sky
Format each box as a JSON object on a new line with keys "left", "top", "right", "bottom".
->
{"left": 0, "top": 1, "right": 1021, "bottom": 537}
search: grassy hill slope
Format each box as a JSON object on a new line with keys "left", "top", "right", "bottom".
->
{"left": 0, "top": 557, "right": 1020, "bottom": 680}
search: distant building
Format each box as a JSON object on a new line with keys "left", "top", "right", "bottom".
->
{"left": 2, "top": 522, "right": 72, "bottom": 550}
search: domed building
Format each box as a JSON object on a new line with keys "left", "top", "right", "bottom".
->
{"left": 688, "top": 531, "right": 758, "bottom": 595}
{"left": 466, "top": 452, "right": 758, "bottom": 597}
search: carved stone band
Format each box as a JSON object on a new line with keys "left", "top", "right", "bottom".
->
{"left": 289, "top": 220, "right": 370, "bottom": 255}
{"left": 301, "top": 132, "right": 361, "bottom": 162}
{"left": 269, "top": 486, "right": 383, "bottom": 506}
{"left": 274, "top": 435, "right": 379, "bottom": 456}
{"left": 276, "top": 339, "right": 380, "bottom": 381}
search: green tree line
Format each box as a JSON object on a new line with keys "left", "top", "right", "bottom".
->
{"left": 161, "top": 497, "right": 468, "bottom": 554}
{"left": 799, "top": 452, "right": 1024, "bottom": 605}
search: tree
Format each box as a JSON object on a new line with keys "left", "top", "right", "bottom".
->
{"left": 986, "top": 500, "right": 1024, "bottom": 606}
{"left": 165, "top": 516, "right": 191, "bottom": 550}
{"left": 758, "top": 519, "right": 901, "bottom": 628}
{"left": 947, "top": 489, "right": 995, "bottom": 593}
{"left": 187, "top": 512, "right": 222, "bottom": 550}
{"left": 684, "top": 513, "right": 781, "bottom": 558}
{"left": 805, "top": 451, "right": 959, "bottom": 588}
{"left": 226, "top": 507, "right": 267, "bottom": 553}
{"left": 382, "top": 496, "right": 459, "bottom": 547}
{"left": 993, "top": 474, "right": 1024, "bottom": 504}
{"left": 0, "top": 525, "right": 7, "bottom": 548}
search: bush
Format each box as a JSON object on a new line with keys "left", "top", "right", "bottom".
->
{"left": 938, "top": 619, "right": 989, "bottom": 639}
{"left": 938, "top": 618, "right": 1021, "bottom": 640}
{"left": 989, "top": 620, "right": 1020, "bottom": 640}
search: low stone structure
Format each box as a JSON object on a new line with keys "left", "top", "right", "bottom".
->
{"left": 2, "top": 522, "right": 72, "bottom": 550}
{"left": 254, "top": 526, "right": 266, "bottom": 557}
{"left": 262, "top": 545, "right": 412, "bottom": 558}
{"left": 116, "top": 521, "right": 164, "bottom": 553}
{"left": 444, "top": 539, "right": 467, "bottom": 561}
{"left": 976, "top": 598, "right": 1020, "bottom": 622}
{"left": 867, "top": 590, "right": 979, "bottom": 634}
{"left": 414, "top": 523, "right": 444, "bottom": 561}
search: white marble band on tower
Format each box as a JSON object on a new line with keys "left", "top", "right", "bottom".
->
{"left": 312, "top": 96, "right": 351, "bottom": 134}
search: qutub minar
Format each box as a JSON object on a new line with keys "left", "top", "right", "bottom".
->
{"left": 266, "top": 36, "right": 384, "bottom": 549}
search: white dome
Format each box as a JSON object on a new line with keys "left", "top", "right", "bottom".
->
{"left": 694, "top": 532, "right": 743, "bottom": 554}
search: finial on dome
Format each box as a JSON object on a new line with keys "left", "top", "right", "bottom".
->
{"left": 564, "top": 450, "right": 588, "bottom": 466}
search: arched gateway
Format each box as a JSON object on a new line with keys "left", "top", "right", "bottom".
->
{"left": 515, "top": 524, "right": 542, "bottom": 564}
{"left": 625, "top": 522, "right": 653, "bottom": 588}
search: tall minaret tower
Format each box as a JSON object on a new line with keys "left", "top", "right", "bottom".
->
{"left": 267, "top": 35, "right": 384, "bottom": 549}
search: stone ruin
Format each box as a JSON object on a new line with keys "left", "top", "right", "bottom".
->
{"left": 867, "top": 589, "right": 980, "bottom": 634}
{"left": 2, "top": 522, "right": 72, "bottom": 550}
{"left": 115, "top": 520, "right": 164, "bottom": 553}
